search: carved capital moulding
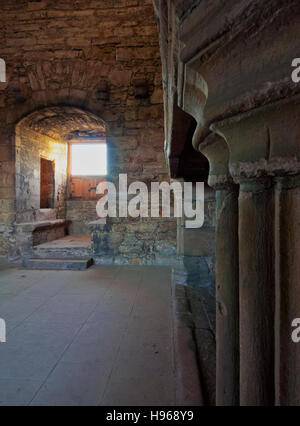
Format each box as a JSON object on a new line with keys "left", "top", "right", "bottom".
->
{"left": 154, "top": 0, "right": 300, "bottom": 181}
{"left": 211, "top": 96, "right": 300, "bottom": 182}
{"left": 199, "top": 133, "right": 233, "bottom": 190}
{"left": 163, "top": 0, "right": 300, "bottom": 155}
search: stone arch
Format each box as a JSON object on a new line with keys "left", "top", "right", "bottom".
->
{"left": 16, "top": 106, "right": 106, "bottom": 140}
{"left": 11, "top": 106, "right": 107, "bottom": 257}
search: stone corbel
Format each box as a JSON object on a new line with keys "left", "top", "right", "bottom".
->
{"left": 182, "top": 66, "right": 208, "bottom": 152}
{"left": 167, "top": 101, "right": 196, "bottom": 178}
{"left": 199, "top": 133, "right": 233, "bottom": 189}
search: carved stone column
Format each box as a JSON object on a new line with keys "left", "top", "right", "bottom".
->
{"left": 212, "top": 110, "right": 277, "bottom": 406}
{"left": 200, "top": 134, "right": 239, "bottom": 406}
{"left": 238, "top": 177, "right": 276, "bottom": 406}
{"left": 276, "top": 175, "right": 300, "bottom": 406}
{"left": 212, "top": 98, "right": 300, "bottom": 406}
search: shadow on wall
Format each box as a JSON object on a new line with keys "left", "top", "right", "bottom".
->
{"left": 175, "top": 255, "right": 216, "bottom": 405}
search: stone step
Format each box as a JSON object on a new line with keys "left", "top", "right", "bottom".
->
{"left": 33, "top": 247, "right": 91, "bottom": 259}
{"left": 23, "top": 258, "right": 93, "bottom": 271}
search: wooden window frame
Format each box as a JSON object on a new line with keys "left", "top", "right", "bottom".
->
{"left": 67, "top": 138, "right": 107, "bottom": 201}
{"left": 67, "top": 138, "right": 107, "bottom": 179}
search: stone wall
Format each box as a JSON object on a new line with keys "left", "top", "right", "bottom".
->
{"left": 91, "top": 216, "right": 177, "bottom": 265}
{"left": 173, "top": 184, "right": 216, "bottom": 404}
{"left": 0, "top": 0, "right": 177, "bottom": 261}
{"left": 67, "top": 200, "right": 98, "bottom": 235}
{"left": 15, "top": 127, "right": 67, "bottom": 224}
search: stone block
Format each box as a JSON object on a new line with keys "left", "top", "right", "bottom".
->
{"left": 150, "top": 88, "right": 163, "bottom": 104}
{"left": 178, "top": 227, "right": 216, "bottom": 257}
{"left": 23, "top": 258, "right": 93, "bottom": 270}
{"left": 0, "top": 145, "right": 12, "bottom": 161}
{"left": 0, "top": 186, "right": 15, "bottom": 199}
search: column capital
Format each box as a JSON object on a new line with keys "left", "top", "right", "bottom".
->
{"left": 199, "top": 133, "right": 234, "bottom": 190}
{"left": 275, "top": 174, "right": 300, "bottom": 190}
{"left": 211, "top": 96, "right": 300, "bottom": 182}
{"left": 238, "top": 177, "right": 275, "bottom": 193}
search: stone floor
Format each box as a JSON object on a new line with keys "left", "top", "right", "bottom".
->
{"left": 0, "top": 260, "right": 175, "bottom": 406}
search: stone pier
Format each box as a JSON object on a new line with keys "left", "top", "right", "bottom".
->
{"left": 200, "top": 134, "right": 239, "bottom": 406}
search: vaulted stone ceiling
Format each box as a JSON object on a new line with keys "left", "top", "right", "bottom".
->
{"left": 18, "top": 107, "right": 106, "bottom": 140}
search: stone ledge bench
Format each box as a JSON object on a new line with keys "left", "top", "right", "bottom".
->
{"left": 15, "top": 219, "right": 69, "bottom": 258}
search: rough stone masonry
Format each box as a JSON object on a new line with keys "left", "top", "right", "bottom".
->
{"left": 0, "top": 0, "right": 177, "bottom": 263}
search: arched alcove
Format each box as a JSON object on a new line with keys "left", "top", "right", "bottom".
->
{"left": 15, "top": 106, "right": 107, "bottom": 230}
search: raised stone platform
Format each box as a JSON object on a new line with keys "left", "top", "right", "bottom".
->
{"left": 23, "top": 257, "right": 93, "bottom": 271}
{"left": 33, "top": 235, "right": 92, "bottom": 259}
{"left": 15, "top": 219, "right": 68, "bottom": 258}
{"left": 23, "top": 235, "right": 93, "bottom": 270}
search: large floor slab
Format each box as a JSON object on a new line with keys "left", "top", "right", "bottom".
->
{"left": 0, "top": 262, "right": 175, "bottom": 406}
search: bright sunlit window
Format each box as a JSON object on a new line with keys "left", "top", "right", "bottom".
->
{"left": 71, "top": 143, "right": 107, "bottom": 176}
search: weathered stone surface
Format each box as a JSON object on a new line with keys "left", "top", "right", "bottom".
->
{"left": 67, "top": 200, "right": 98, "bottom": 235}
{"left": 15, "top": 126, "right": 67, "bottom": 225}
{"left": 0, "top": 0, "right": 177, "bottom": 262}
{"left": 23, "top": 257, "right": 93, "bottom": 270}
{"left": 91, "top": 217, "right": 176, "bottom": 266}
{"left": 153, "top": 0, "right": 300, "bottom": 408}
{"left": 172, "top": 283, "right": 205, "bottom": 406}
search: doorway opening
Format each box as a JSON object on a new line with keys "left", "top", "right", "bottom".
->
{"left": 40, "top": 157, "right": 55, "bottom": 209}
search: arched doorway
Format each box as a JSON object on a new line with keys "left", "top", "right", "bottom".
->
{"left": 15, "top": 106, "right": 107, "bottom": 262}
